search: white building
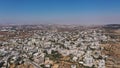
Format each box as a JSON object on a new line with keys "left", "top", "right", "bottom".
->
{"left": 98, "top": 59, "right": 105, "bottom": 68}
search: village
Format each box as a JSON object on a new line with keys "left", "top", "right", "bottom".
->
{"left": 0, "top": 25, "right": 116, "bottom": 68}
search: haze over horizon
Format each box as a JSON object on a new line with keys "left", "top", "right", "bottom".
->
{"left": 0, "top": 0, "right": 120, "bottom": 25}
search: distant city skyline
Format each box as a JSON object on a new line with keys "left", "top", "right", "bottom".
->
{"left": 0, "top": 0, "right": 120, "bottom": 25}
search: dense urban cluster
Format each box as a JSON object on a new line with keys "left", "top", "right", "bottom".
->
{"left": 0, "top": 25, "right": 119, "bottom": 68}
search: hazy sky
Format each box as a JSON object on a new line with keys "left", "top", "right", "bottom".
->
{"left": 0, "top": 0, "right": 120, "bottom": 25}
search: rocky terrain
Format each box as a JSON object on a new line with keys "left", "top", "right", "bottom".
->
{"left": 101, "top": 28, "right": 120, "bottom": 68}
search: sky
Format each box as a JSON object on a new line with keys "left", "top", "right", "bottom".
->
{"left": 0, "top": 0, "right": 120, "bottom": 25}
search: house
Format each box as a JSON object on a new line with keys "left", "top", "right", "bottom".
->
{"left": 83, "top": 51, "right": 94, "bottom": 67}
{"left": 98, "top": 59, "right": 105, "bottom": 68}
{"left": 71, "top": 64, "right": 76, "bottom": 68}
{"left": 72, "top": 56, "right": 78, "bottom": 62}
